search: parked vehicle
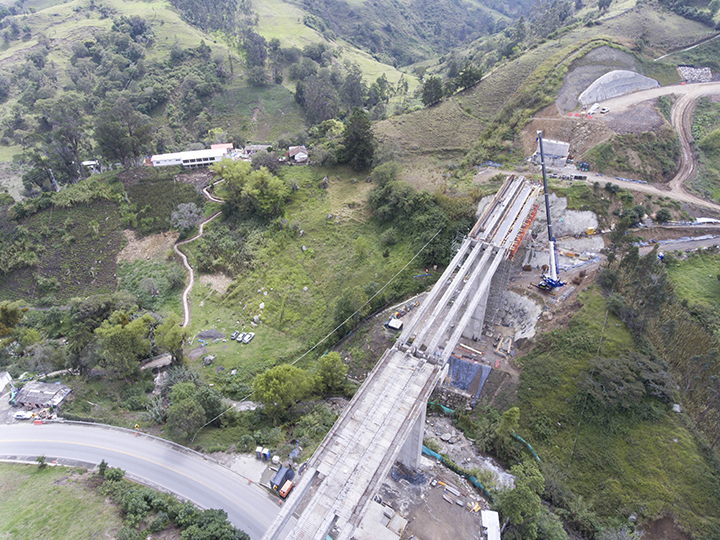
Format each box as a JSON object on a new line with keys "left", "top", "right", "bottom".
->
{"left": 14, "top": 411, "right": 33, "bottom": 420}
{"left": 600, "top": 107, "right": 610, "bottom": 113}
{"left": 279, "top": 480, "right": 294, "bottom": 498}
{"left": 270, "top": 466, "right": 295, "bottom": 492}
{"left": 236, "top": 332, "right": 246, "bottom": 342}
{"left": 230, "top": 331, "right": 239, "bottom": 340}
{"left": 242, "top": 332, "right": 255, "bottom": 344}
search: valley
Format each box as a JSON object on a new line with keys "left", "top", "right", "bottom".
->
{"left": 2, "top": 0, "right": 720, "bottom": 538}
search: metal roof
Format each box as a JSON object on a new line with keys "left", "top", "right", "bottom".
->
{"left": 150, "top": 148, "right": 230, "bottom": 161}
{"left": 15, "top": 381, "right": 72, "bottom": 407}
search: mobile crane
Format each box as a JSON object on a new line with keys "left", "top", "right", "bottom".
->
{"left": 534, "top": 131, "right": 565, "bottom": 293}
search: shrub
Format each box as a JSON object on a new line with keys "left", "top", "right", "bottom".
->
{"left": 104, "top": 467, "right": 126, "bottom": 482}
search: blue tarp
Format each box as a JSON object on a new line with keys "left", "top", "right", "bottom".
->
{"left": 448, "top": 356, "right": 481, "bottom": 391}
{"left": 472, "top": 364, "right": 492, "bottom": 405}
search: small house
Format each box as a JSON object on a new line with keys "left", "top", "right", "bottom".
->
{"left": 14, "top": 381, "right": 71, "bottom": 410}
{"left": 287, "top": 145, "right": 309, "bottom": 164}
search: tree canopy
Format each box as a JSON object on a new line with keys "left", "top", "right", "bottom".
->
{"left": 421, "top": 76, "right": 443, "bottom": 107}
{"left": 337, "top": 108, "right": 375, "bottom": 171}
{"left": 253, "top": 364, "right": 310, "bottom": 423}
{"left": 211, "top": 159, "right": 291, "bottom": 220}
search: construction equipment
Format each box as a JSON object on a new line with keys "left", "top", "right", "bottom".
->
{"left": 534, "top": 131, "right": 565, "bottom": 292}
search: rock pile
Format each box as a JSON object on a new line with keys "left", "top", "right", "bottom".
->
{"left": 678, "top": 66, "right": 712, "bottom": 83}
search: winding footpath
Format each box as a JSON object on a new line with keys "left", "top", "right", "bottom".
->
{"left": 174, "top": 181, "right": 225, "bottom": 328}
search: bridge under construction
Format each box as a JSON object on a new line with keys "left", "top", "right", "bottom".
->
{"left": 264, "top": 175, "right": 541, "bottom": 540}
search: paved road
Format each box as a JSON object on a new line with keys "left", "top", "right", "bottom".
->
{"left": 0, "top": 422, "right": 291, "bottom": 540}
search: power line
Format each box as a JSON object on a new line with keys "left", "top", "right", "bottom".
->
{"left": 191, "top": 227, "right": 444, "bottom": 442}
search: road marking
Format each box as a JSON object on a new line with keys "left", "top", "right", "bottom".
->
{"left": 0, "top": 438, "right": 261, "bottom": 508}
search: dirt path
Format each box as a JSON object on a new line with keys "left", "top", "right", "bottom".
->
{"left": 174, "top": 181, "right": 226, "bottom": 328}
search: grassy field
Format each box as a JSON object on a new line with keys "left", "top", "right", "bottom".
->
{"left": 666, "top": 250, "right": 720, "bottom": 308}
{"left": 513, "top": 288, "right": 720, "bottom": 536}
{"left": 209, "top": 81, "right": 307, "bottom": 143}
{"left": 584, "top": 126, "right": 681, "bottom": 183}
{"left": 178, "top": 164, "right": 430, "bottom": 388}
{"left": 0, "top": 464, "right": 122, "bottom": 540}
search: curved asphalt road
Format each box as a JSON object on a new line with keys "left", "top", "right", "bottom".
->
{"left": 0, "top": 423, "right": 293, "bottom": 540}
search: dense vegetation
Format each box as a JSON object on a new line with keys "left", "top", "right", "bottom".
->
{"left": 585, "top": 127, "right": 681, "bottom": 183}
{"left": 690, "top": 97, "right": 720, "bottom": 201}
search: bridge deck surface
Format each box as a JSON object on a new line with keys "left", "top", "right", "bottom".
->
{"left": 290, "top": 349, "right": 438, "bottom": 539}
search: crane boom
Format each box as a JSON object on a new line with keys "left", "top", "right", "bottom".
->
{"left": 536, "top": 130, "right": 565, "bottom": 290}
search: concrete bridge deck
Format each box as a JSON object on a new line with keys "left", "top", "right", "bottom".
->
{"left": 263, "top": 176, "right": 539, "bottom": 540}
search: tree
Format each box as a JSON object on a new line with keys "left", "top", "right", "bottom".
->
{"left": 341, "top": 64, "right": 367, "bottom": 109}
{"left": 421, "top": 76, "right": 443, "bottom": 107}
{"left": 337, "top": 108, "right": 375, "bottom": 171}
{"left": 155, "top": 314, "right": 187, "bottom": 364}
{"left": 243, "top": 30, "right": 267, "bottom": 67}
{"left": 251, "top": 149, "right": 281, "bottom": 173}
{"left": 496, "top": 406, "right": 520, "bottom": 439}
{"left": 598, "top": 0, "right": 611, "bottom": 11}
{"left": 195, "top": 385, "right": 224, "bottom": 423}
{"left": 498, "top": 460, "right": 545, "bottom": 539}
{"left": 167, "top": 397, "right": 205, "bottom": 440}
{"left": 94, "top": 97, "right": 153, "bottom": 168}
{"left": 314, "top": 352, "right": 348, "bottom": 395}
{"left": 299, "top": 76, "right": 340, "bottom": 125}
{"left": 0, "top": 301, "right": 24, "bottom": 339}
{"left": 655, "top": 208, "right": 672, "bottom": 223}
{"left": 253, "top": 364, "right": 310, "bottom": 423}
{"left": 456, "top": 62, "right": 483, "bottom": 90}
{"left": 94, "top": 311, "right": 153, "bottom": 380}
{"left": 171, "top": 203, "right": 203, "bottom": 232}
{"left": 34, "top": 93, "right": 90, "bottom": 184}
{"left": 246, "top": 66, "right": 269, "bottom": 86}
{"left": 244, "top": 168, "right": 291, "bottom": 219}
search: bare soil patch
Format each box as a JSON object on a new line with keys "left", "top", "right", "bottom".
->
{"left": 603, "top": 98, "right": 665, "bottom": 135}
{"left": 173, "top": 169, "right": 216, "bottom": 192}
{"left": 642, "top": 516, "right": 691, "bottom": 540}
{"left": 198, "top": 273, "right": 233, "bottom": 295}
{"left": 524, "top": 107, "right": 614, "bottom": 157}
{"left": 116, "top": 230, "right": 179, "bottom": 263}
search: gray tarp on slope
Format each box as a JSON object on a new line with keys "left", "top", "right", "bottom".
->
{"left": 578, "top": 70, "right": 658, "bottom": 105}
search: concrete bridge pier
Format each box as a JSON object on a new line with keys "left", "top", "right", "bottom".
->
{"left": 462, "top": 277, "right": 491, "bottom": 342}
{"left": 397, "top": 404, "right": 426, "bottom": 469}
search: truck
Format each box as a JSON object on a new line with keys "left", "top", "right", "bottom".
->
{"left": 270, "top": 466, "right": 295, "bottom": 493}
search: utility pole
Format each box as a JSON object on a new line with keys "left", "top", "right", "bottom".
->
{"left": 48, "top": 168, "right": 60, "bottom": 192}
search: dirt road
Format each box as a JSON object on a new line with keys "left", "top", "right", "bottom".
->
{"left": 598, "top": 81, "right": 720, "bottom": 210}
